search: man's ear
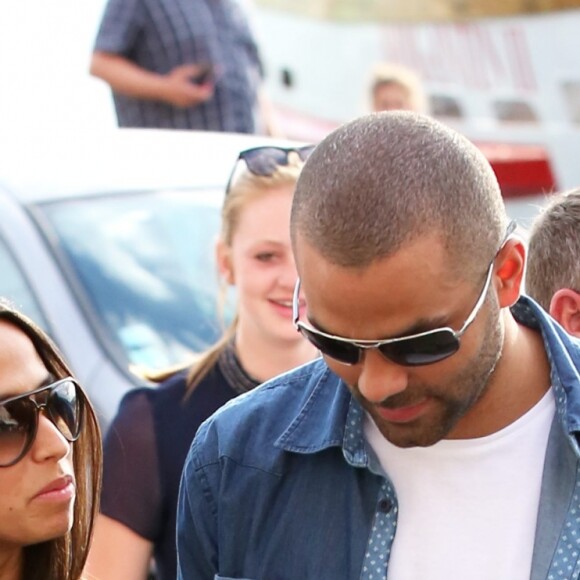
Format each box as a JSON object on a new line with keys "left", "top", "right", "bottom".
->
{"left": 495, "top": 238, "right": 526, "bottom": 308}
{"left": 216, "top": 239, "right": 235, "bottom": 285}
{"left": 549, "top": 289, "right": 580, "bottom": 338}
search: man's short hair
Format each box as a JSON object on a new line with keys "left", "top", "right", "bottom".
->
{"left": 291, "top": 112, "right": 508, "bottom": 280}
{"left": 526, "top": 188, "right": 580, "bottom": 311}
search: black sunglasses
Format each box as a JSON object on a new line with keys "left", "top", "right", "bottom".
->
{"left": 293, "top": 221, "right": 517, "bottom": 367}
{"left": 225, "top": 145, "right": 316, "bottom": 194}
{"left": 0, "top": 378, "right": 85, "bottom": 467}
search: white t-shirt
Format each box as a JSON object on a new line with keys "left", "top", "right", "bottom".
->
{"left": 364, "top": 389, "right": 555, "bottom": 580}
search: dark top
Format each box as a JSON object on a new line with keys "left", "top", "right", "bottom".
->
{"left": 93, "top": 0, "right": 262, "bottom": 131}
{"left": 100, "top": 345, "right": 259, "bottom": 580}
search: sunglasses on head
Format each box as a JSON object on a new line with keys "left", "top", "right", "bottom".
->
{"left": 225, "top": 145, "right": 316, "bottom": 194}
{"left": 293, "top": 220, "right": 517, "bottom": 367}
{"left": 0, "top": 378, "right": 84, "bottom": 467}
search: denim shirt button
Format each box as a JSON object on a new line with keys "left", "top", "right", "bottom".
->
{"left": 378, "top": 499, "right": 393, "bottom": 513}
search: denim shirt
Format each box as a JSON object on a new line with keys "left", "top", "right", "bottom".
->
{"left": 177, "top": 296, "right": 580, "bottom": 580}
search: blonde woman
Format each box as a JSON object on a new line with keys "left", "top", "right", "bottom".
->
{"left": 86, "top": 145, "right": 319, "bottom": 580}
{"left": 369, "top": 62, "right": 428, "bottom": 114}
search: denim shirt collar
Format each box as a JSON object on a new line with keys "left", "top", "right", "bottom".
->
{"left": 274, "top": 363, "right": 356, "bottom": 451}
{"left": 514, "top": 296, "right": 580, "bottom": 449}
{"left": 275, "top": 295, "right": 580, "bottom": 462}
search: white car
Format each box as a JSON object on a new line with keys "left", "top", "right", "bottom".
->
{"left": 0, "top": 128, "right": 286, "bottom": 427}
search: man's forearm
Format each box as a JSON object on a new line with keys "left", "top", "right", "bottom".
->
{"left": 90, "top": 51, "right": 168, "bottom": 101}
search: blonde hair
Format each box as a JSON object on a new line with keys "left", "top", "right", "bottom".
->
{"left": 150, "top": 156, "right": 304, "bottom": 394}
{"left": 370, "top": 63, "right": 428, "bottom": 114}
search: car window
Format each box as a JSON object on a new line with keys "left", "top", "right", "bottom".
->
{"left": 493, "top": 99, "right": 538, "bottom": 124}
{"left": 429, "top": 95, "right": 463, "bottom": 119}
{"left": 0, "top": 235, "right": 49, "bottom": 328}
{"left": 36, "top": 190, "right": 227, "bottom": 374}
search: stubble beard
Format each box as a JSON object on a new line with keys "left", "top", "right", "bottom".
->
{"left": 360, "top": 296, "right": 504, "bottom": 448}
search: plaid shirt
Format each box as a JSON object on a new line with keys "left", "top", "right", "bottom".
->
{"left": 94, "top": 0, "right": 262, "bottom": 132}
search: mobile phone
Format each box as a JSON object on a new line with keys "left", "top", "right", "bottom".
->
{"left": 190, "top": 64, "right": 214, "bottom": 85}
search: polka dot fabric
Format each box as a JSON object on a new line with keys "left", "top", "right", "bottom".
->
{"left": 343, "top": 402, "right": 398, "bottom": 580}
{"left": 341, "top": 379, "right": 580, "bottom": 580}
{"left": 546, "top": 376, "right": 580, "bottom": 578}
{"left": 360, "top": 479, "right": 397, "bottom": 580}
{"left": 339, "top": 297, "right": 580, "bottom": 579}
{"left": 547, "top": 494, "right": 580, "bottom": 578}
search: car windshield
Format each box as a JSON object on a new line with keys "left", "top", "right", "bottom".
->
{"left": 37, "top": 189, "right": 229, "bottom": 376}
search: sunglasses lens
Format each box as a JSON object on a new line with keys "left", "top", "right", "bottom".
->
{"left": 243, "top": 147, "right": 290, "bottom": 176}
{"left": 380, "top": 331, "right": 460, "bottom": 366}
{"left": 47, "top": 380, "right": 83, "bottom": 442}
{"left": 297, "top": 145, "right": 316, "bottom": 162}
{"left": 299, "top": 326, "right": 361, "bottom": 365}
{"left": 0, "top": 400, "right": 36, "bottom": 467}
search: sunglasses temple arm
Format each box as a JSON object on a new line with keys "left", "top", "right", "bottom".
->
{"left": 504, "top": 219, "right": 517, "bottom": 241}
{"left": 292, "top": 279, "right": 301, "bottom": 326}
{"left": 458, "top": 262, "right": 495, "bottom": 336}
{"left": 458, "top": 219, "right": 516, "bottom": 336}
{"left": 224, "top": 167, "right": 235, "bottom": 195}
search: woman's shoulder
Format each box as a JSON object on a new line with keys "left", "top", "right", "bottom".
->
{"left": 104, "top": 370, "right": 192, "bottom": 457}
{"left": 113, "top": 368, "right": 188, "bottom": 417}
{"left": 154, "top": 367, "right": 190, "bottom": 396}
{"left": 117, "top": 359, "right": 242, "bottom": 425}
{"left": 155, "top": 362, "right": 235, "bottom": 407}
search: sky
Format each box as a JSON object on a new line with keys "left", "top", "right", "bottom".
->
{"left": 1, "top": 0, "right": 116, "bottom": 134}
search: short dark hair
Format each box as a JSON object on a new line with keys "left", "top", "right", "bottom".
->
{"left": 0, "top": 300, "right": 102, "bottom": 580}
{"left": 291, "top": 112, "right": 507, "bottom": 280}
{"left": 526, "top": 188, "right": 580, "bottom": 310}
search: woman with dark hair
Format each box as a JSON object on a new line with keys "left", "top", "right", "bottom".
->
{"left": 0, "top": 300, "right": 102, "bottom": 580}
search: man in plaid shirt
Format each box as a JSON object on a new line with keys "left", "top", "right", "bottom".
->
{"left": 91, "top": 0, "right": 268, "bottom": 133}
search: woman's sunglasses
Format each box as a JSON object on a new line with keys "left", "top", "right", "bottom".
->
{"left": 225, "top": 145, "right": 316, "bottom": 194}
{"left": 0, "top": 378, "right": 85, "bottom": 467}
{"left": 293, "top": 221, "right": 517, "bottom": 367}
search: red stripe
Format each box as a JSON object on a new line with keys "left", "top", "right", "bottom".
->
{"left": 477, "top": 142, "right": 557, "bottom": 197}
{"left": 272, "top": 106, "right": 557, "bottom": 197}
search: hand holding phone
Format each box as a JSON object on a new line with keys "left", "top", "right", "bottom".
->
{"left": 190, "top": 64, "right": 214, "bottom": 85}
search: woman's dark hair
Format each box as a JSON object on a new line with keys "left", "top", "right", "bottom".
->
{"left": 0, "top": 300, "right": 102, "bottom": 580}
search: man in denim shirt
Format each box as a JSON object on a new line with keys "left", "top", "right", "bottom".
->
{"left": 177, "top": 112, "right": 580, "bottom": 579}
